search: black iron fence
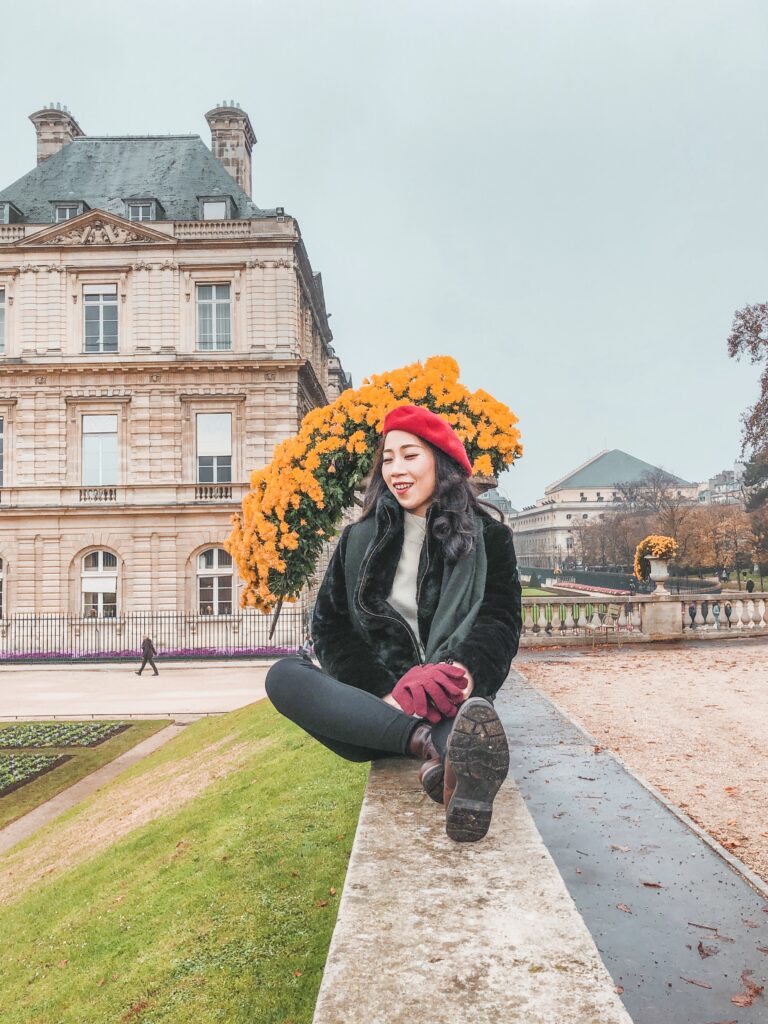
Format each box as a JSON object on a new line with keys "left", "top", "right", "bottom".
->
{"left": 0, "top": 610, "right": 308, "bottom": 663}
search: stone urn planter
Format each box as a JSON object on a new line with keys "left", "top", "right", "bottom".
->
{"left": 646, "top": 556, "right": 670, "bottom": 596}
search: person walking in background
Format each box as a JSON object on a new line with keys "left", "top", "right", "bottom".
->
{"left": 746, "top": 578, "right": 755, "bottom": 594}
{"left": 136, "top": 636, "right": 159, "bottom": 676}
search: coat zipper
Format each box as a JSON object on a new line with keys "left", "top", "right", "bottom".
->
{"left": 356, "top": 505, "right": 424, "bottom": 665}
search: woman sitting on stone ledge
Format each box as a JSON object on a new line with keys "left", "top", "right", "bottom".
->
{"left": 266, "top": 405, "right": 522, "bottom": 843}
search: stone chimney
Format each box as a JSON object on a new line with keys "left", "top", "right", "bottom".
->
{"left": 29, "top": 104, "right": 85, "bottom": 164}
{"left": 205, "top": 101, "right": 256, "bottom": 198}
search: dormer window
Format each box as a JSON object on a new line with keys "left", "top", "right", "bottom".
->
{"left": 0, "top": 202, "right": 22, "bottom": 224}
{"left": 53, "top": 201, "right": 87, "bottom": 223}
{"left": 198, "top": 196, "right": 235, "bottom": 220}
{"left": 125, "top": 198, "right": 163, "bottom": 222}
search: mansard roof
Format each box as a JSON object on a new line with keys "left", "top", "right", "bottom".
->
{"left": 544, "top": 449, "right": 691, "bottom": 494}
{"left": 0, "top": 136, "right": 276, "bottom": 223}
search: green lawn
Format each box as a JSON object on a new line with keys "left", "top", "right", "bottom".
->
{"left": 0, "top": 701, "right": 368, "bottom": 1024}
{"left": 0, "top": 719, "right": 170, "bottom": 829}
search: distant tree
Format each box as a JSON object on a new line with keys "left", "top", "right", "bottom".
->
{"left": 727, "top": 302, "right": 768, "bottom": 456}
{"left": 742, "top": 455, "right": 768, "bottom": 511}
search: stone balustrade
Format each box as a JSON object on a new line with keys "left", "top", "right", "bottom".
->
{"left": 520, "top": 592, "right": 768, "bottom": 644}
{"left": 682, "top": 594, "right": 767, "bottom": 632}
{"left": 0, "top": 482, "right": 248, "bottom": 508}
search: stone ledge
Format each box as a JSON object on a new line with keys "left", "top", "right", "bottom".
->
{"left": 313, "top": 691, "right": 632, "bottom": 1024}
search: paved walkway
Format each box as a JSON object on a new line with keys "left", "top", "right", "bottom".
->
{"left": 0, "top": 659, "right": 274, "bottom": 718}
{"left": 314, "top": 675, "right": 768, "bottom": 1023}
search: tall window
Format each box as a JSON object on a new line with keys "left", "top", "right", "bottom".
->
{"left": 197, "top": 548, "right": 233, "bottom": 615}
{"left": 0, "top": 557, "right": 4, "bottom": 619}
{"left": 82, "top": 415, "right": 118, "bottom": 485}
{"left": 196, "top": 413, "right": 231, "bottom": 483}
{"left": 0, "top": 416, "right": 4, "bottom": 487}
{"left": 84, "top": 284, "right": 118, "bottom": 353}
{"left": 81, "top": 550, "right": 118, "bottom": 618}
{"left": 0, "top": 287, "right": 5, "bottom": 354}
{"left": 196, "top": 284, "right": 231, "bottom": 350}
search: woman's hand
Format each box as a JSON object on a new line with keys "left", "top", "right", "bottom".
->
{"left": 390, "top": 663, "right": 467, "bottom": 723}
{"left": 382, "top": 692, "right": 404, "bottom": 711}
{"left": 445, "top": 661, "right": 475, "bottom": 700}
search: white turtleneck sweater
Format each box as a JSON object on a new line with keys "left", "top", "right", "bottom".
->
{"left": 387, "top": 510, "right": 427, "bottom": 655}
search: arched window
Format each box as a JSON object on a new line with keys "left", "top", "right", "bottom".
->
{"left": 197, "top": 548, "right": 233, "bottom": 615}
{"left": 81, "top": 550, "right": 118, "bottom": 618}
{"left": 0, "top": 557, "right": 4, "bottom": 619}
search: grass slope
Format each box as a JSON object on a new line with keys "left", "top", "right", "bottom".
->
{"left": 0, "top": 701, "right": 368, "bottom": 1024}
{"left": 0, "top": 720, "right": 170, "bottom": 829}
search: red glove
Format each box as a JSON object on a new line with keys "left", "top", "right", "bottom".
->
{"left": 392, "top": 663, "right": 468, "bottom": 724}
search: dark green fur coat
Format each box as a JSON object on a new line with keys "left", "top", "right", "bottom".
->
{"left": 311, "top": 490, "right": 522, "bottom": 700}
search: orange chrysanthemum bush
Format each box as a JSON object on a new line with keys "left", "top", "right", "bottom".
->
{"left": 634, "top": 535, "right": 679, "bottom": 581}
{"left": 226, "top": 355, "right": 523, "bottom": 611}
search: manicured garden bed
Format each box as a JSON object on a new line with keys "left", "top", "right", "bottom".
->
{"left": 0, "top": 721, "right": 129, "bottom": 748}
{"left": 0, "top": 754, "right": 69, "bottom": 796}
{"left": 0, "top": 720, "right": 170, "bottom": 829}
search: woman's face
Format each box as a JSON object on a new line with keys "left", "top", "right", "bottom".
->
{"left": 381, "top": 430, "right": 437, "bottom": 517}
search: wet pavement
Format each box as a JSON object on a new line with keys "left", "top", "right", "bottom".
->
{"left": 505, "top": 670, "right": 768, "bottom": 1024}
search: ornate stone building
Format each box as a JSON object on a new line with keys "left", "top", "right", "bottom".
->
{"left": 0, "top": 102, "right": 350, "bottom": 627}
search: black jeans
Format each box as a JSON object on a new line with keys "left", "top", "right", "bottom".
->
{"left": 265, "top": 655, "right": 456, "bottom": 762}
{"left": 137, "top": 654, "right": 158, "bottom": 675}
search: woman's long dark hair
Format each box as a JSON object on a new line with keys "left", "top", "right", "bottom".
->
{"left": 359, "top": 438, "right": 503, "bottom": 564}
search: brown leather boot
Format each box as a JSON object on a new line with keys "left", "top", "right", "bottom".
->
{"left": 407, "top": 724, "right": 444, "bottom": 803}
{"left": 406, "top": 723, "right": 439, "bottom": 762}
{"left": 443, "top": 698, "right": 509, "bottom": 843}
{"left": 418, "top": 757, "right": 444, "bottom": 804}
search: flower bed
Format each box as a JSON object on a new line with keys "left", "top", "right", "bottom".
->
{"left": 0, "top": 754, "right": 68, "bottom": 796}
{"left": 0, "top": 722, "right": 130, "bottom": 749}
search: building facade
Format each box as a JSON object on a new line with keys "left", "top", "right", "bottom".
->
{"left": 0, "top": 103, "right": 350, "bottom": 625}
{"left": 512, "top": 449, "right": 694, "bottom": 568}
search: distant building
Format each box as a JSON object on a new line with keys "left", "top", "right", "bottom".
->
{"left": 0, "top": 102, "right": 350, "bottom": 620}
{"left": 512, "top": 449, "right": 693, "bottom": 568}
{"left": 479, "top": 486, "right": 517, "bottom": 522}
{"left": 696, "top": 461, "right": 746, "bottom": 506}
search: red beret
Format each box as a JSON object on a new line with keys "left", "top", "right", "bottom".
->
{"left": 382, "top": 404, "right": 473, "bottom": 476}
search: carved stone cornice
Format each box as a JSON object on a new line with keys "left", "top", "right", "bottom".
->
{"left": 15, "top": 209, "right": 177, "bottom": 249}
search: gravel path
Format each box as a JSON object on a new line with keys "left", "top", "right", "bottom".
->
{"left": 518, "top": 639, "right": 768, "bottom": 884}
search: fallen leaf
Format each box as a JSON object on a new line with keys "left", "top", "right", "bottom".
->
{"left": 642, "top": 881, "right": 663, "bottom": 889}
{"left": 743, "top": 920, "right": 760, "bottom": 929}
{"left": 680, "top": 976, "right": 712, "bottom": 989}
{"left": 615, "top": 985, "right": 624, "bottom": 995}
{"left": 329, "top": 887, "right": 337, "bottom": 896}
{"left": 315, "top": 899, "right": 329, "bottom": 908}
{"left": 290, "top": 870, "right": 300, "bottom": 877}
{"left": 593, "top": 745, "right": 602, "bottom": 754}
{"left": 617, "top": 904, "right": 632, "bottom": 914}
{"left": 611, "top": 845, "right": 630, "bottom": 854}
{"left": 293, "top": 970, "right": 302, "bottom": 978}
{"left": 697, "top": 941, "right": 719, "bottom": 958}
{"left": 57, "top": 959, "right": 68, "bottom": 969}
{"left": 757, "top": 946, "right": 768, "bottom": 955}
{"left": 730, "top": 969, "right": 764, "bottom": 1007}
{"left": 97, "top": 978, "right": 105, "bottom": 987}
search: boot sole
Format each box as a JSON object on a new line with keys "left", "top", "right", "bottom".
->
{"left": 421, "top": 762, "right": 445, "bottom": 804}
{"left": 445, "top": 698, "right": 509, "bottom": 843}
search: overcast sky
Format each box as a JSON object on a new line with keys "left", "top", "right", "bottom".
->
{"left": 1, "top": 0, "right": 765, "bottom": 507}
